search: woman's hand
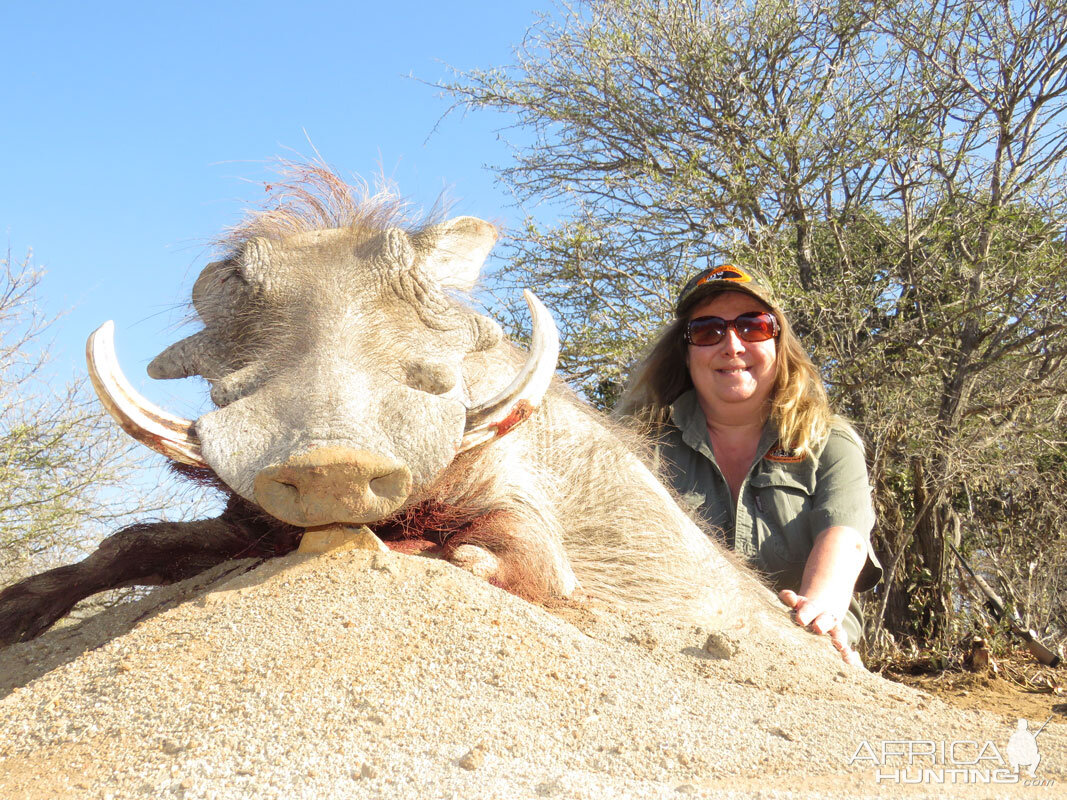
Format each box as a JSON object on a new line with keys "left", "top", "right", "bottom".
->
{"left": 778, "top": 588, "right": 863, "bottom": 667}
{"left": 779, "top": 525, "right": 868, "bottom": 666}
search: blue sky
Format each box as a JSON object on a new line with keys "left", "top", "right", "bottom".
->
{"left": 1, "top": 1, "right": 550, "bottom": 424}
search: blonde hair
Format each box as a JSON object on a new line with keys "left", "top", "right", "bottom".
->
{"left": 615, "top": 294, "right": 833, "bottom": 456}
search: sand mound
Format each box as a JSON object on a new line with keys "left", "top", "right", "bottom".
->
{"left": 1, "top": 549, "right": 1063, "bottom": 799}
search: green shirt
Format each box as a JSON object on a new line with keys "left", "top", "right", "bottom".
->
{"left": 655, "top": 390, "right": 883, "bottom": 643}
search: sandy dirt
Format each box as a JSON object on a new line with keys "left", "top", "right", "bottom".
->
{"left": 1, "top": 549, "right": 1063, "bottom": 799}
{"left": 882, "top": 659, "right": 1066, "bottom": 725}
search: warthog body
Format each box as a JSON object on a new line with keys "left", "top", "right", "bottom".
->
{"left": 0, "top": 168, "right": 794, "bottom": 647}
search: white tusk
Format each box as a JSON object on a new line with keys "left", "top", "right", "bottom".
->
{"left": 458, "top": 290, "right": 559, "bottom": 453}
{"left": 86, "top": 321, "right": 207, "bottom": 467}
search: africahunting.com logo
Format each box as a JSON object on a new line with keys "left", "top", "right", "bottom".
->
{"left": 849, "top": 716, "right": 1056, "bottom": 786}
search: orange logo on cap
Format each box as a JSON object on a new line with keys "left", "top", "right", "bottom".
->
{"left": 697, "top": 265, "right": 752, "bottom": 285}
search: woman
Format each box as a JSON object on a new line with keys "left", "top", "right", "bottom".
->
{"left": 617, "top": 264, "right": 882, "bottom": 664}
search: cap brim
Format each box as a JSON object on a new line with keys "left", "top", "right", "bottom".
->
{"left": 675, "top": 280, "right": 781, "bottom": 318}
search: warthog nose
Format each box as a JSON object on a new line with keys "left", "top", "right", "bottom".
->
{"left": 252, "top": 446, "right": 413, "bottom": 526}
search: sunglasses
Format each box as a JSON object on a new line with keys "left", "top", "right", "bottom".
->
{"left": 685, "top": 311, "right": 780, "bottom": 346}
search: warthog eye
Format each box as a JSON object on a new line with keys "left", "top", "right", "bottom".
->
{"left": 404, "top": 360, "right": 458, "bottom": 396}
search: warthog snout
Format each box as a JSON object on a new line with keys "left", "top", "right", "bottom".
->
{"left": 252, "top": 446, "right": 413, "bottom": 526}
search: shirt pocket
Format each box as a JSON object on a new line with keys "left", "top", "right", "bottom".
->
{"left": 748, "top": 469, "right": 814, "bottom": 586}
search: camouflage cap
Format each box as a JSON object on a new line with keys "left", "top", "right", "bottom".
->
{"left": 674, "top": 263, "right": 784, "bottom": 319}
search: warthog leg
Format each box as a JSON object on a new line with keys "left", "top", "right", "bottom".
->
{"left": 369, "top": 503, "right": 577, "bottom": 601}
{"left": 0, "top": 512, "right": 298, "bottom": 647}
{"left": 448, "top": 544, "right": 501, "bottom": 579}
{"left": 440, "top": 511, "right": 578, "bottom": 602}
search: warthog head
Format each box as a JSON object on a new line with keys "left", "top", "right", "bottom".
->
{"left": 88, "top": 183, "right": 558, "bottom": 531}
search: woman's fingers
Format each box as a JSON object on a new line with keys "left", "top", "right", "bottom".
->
{"left": 808, "top": 610, "right": 838, "bottom": 635}
{"left": 781, "top": 592, "right": 823, "bottom": 628}
{"left": 829, "top": 626, "right": 865, "bottom": 668}
{"left": 780, "top": 589, "right": 864, "bottom": 667}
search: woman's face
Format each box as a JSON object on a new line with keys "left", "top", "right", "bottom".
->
{"left": 686, "top": 291, "right": 778, "bottom": 421}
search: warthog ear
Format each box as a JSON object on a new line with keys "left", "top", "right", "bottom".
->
{"left": 421, "top": 216, "right": 498, "bottom": 292}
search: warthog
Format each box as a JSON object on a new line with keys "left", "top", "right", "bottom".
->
{"left": 0, "top": 168, "right": 789, "bottom": 647}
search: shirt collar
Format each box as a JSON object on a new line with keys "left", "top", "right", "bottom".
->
{"left": 669, "top": 389, "right": 780, "bottom": 463}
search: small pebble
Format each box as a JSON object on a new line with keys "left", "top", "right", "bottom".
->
{"left": 458, "top": 744, "right": 486, "bottom": 770}
{"left": 359, "top": 763, "right": 378, "bottom": 779}
{"left": 370, "top": 554, "right": 397, "bottom": 575}
{"left": 703, "top": 632, "right": 740, "bottom": 660}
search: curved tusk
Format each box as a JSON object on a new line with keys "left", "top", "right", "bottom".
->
{"left": 86, "top": 321, "right": 207, "bottom": 467}
{"left": 459, "top": 290, "right": 559, "bottom": 453}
